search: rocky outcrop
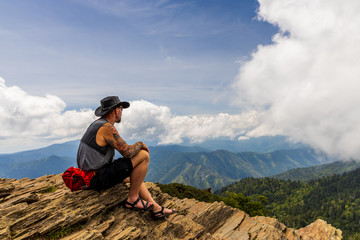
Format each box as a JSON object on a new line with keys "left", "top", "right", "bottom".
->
{"left": 0, "top": 174, "right": 342, "bottom": 240}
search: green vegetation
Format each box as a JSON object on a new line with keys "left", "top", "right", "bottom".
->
{"left": 157, "top": 183, "right": 267, "bottom": 217}
{"left": 39, "top": 185, "right": 57, "bottom": 194}
{"left": 148, "top": 148, "right": 329, "bottom": 190}
{"left": 216, "top": 168, "right": 360, "bottom": 239}
{"left": 45, "top": 223, "right": 85, "bottom": 240}
{"left": 271, "top": 160, "right": 360, "bottom": 182}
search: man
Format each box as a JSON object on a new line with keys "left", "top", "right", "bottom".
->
{"left": 77, "top": 96, "right": 175, "bottom": 219}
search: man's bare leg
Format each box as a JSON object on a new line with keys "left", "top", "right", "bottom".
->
{"left": 123, "top": 179, "right": 174, "bottom": 214}
{"left": 123, "top": 150, "right": 175, "bottom": 214}
{"left": 138, "top": 182, "right": 175, "bottom": 214}
{"left": 125, "top": 150, "right": 151, "bottom": 208}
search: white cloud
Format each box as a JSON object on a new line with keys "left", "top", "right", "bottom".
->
{"left": 0, "top": 78, "right": 261, "bottom": 153}
{"left": 233, "top": 0, "right": 360, "bottom": 159}
{"left": 0, "top": 77, "right": 95, "bottom": 153}
{"left": 118, "top": 100, "right": 261, "bottom": 145}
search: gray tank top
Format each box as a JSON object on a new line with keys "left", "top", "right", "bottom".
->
{"left": 77, "top": 118, "right": 115, "bottom": 171}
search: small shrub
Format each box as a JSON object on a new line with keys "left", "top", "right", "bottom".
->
{"left": 45, "top": 223, "right": 85, "bottom": 240}
{"left": 157, "top": 182, "right": 266, "bottom": 217}
{"left": 39, "top": 186, "right": 57, "bottom": 194}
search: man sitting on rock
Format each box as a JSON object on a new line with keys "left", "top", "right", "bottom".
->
{"left": 77, "top": 96, "right": 175, "bottom": 219}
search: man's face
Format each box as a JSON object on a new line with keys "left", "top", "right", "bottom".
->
{"left": 115, "top": 106, "right": 123, "bottom": 123}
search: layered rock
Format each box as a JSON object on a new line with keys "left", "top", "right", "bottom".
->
{"left": 0, "top": 174, "right": 342, "bottom": 239}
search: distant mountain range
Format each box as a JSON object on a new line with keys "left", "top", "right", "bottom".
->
{"left": 176, "top": 135, "right": 307, "bottom": 153}
{"left": 0, "top": 155, "right": 75, "bottom": 179}
{"left": 147, "top": 147, "right": 332, "bottom": 190}
{"left": 270, "top": 160, "right": 360, "bottom": 182}
{"left": 0, "top": 136, "right": 337, "bottom": 190}
{"left": 0, "top": 140, "right": 80, "bottom": 164}
{"left": 0, "top": 140, "right": 79, "bottom": 179}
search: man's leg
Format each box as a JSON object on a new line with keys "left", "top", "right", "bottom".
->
{"left": 123, "top": 150, "right": 175, "bottom": 214}
{"left": 126, "top": 150, "right": 150, "bottom": 206}
{"left": 138, "top": 182, "right": 175, "bottom": 215}
{"left": 123, "top": 179, "right": 174, "bottom": 214}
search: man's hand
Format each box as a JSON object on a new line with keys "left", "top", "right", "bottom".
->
{"left": 141, "top": 143, "right": 149, "bottom": 153}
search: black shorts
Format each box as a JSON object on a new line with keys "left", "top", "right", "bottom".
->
{"left": 90, "top": 158, "right": 133, "bottom": 191}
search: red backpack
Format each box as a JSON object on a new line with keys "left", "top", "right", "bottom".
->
{"left": 62, "top": 167, "right": 95, "bottom": 191}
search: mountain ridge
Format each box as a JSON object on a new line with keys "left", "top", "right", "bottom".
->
{"left": 0, "top": 138, "right": 338, "bottom": 190}
{"left": 0, "top": 144, "right": 333, "bottom": 190}
{"left": 147, "top": 147, "right": 332, "bottom": 190}
{"left": 0, "top": 135, "right": 307, "bottom": 158}
{"left": 270, "top": 160, "right": 360, "bottom": 181}
{"left": 0, "top": 156, "right": 75, "bottom": 179}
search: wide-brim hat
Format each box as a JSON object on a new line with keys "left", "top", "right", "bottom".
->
{"left": 95, "top": 96, "right": 130, "bottom": 116}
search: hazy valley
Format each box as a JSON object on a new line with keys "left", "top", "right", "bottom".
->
{"left": 0, "top": 136, "right": 335, "bottom": 190}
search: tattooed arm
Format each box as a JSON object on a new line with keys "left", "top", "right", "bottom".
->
{"left": 96, "top": 122, "right": 149, "bottom": 159}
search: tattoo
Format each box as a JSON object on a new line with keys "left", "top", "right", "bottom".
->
{"left": 103, "top": 123, "right": 144, "bottom": 159}
{"left": 107, "top": 139, "right": 115, "bottom": 148}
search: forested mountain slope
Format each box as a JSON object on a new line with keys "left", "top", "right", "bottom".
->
{"left": 147, "top": 147, "right": 330, "bottom": 190}
{"left": 271, "top": 160, "right": 360, "bottom": 181}
{"left": 216, "top": 168, "right": 360, "bottom": 239}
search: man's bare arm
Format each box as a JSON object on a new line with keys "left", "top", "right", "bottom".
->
{"left": 99, "top": 123, "right": 148, "bottom": 159}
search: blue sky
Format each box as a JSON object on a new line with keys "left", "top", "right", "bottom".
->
{"left": 0, "top": 0, "right": 276, "bottom": 114}
{"left": 1, "top": 0, "right": 359, "bottom": 159}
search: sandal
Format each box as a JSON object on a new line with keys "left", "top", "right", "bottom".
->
{"left": 122, "top": 197, "right": 154, "bottom": 211}
{"left": 152, "top": 207, "right": 175, "bottom": 219}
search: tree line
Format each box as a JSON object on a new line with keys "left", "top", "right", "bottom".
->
{"left": 159, "top": 167, "right": 360, "bottom": 239}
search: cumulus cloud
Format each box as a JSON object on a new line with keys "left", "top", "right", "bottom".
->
{"left": 234, "top": 0, "right": 360, "bottom": 159}
{"left": 0, "top": 78, "right": 261, "bottom": 153}
{"left": 0, "top": 77, "right": 95, "bottom": 152}
{"left": 118, "top": 100, "right": 261, "bottom": 145}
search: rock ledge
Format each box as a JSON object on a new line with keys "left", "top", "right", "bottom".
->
{"left": 0, "top": 174, "right": 342, "bottom": 239}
